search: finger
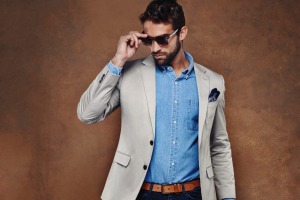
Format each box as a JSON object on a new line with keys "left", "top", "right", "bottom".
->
{"left": 129, "top": 31, "right": 148, "bottom": 38}
{"left": 123, "top": 34, "right": 133, "bottom": 47}
{"left": 129, "top": 35, "right": 135, "bottom": 47}
{"left": 121, "top": 35, "right": 132, "bottom": 45}
{"left": 136, "top": 32, "right": 148, "bottom": 38}
{"left": 131, "top": 34, "right": 139, "bottom": 48}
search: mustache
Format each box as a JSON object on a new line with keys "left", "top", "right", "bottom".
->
{"left": 152, "top": 51, "right": 167, "bottom": 56}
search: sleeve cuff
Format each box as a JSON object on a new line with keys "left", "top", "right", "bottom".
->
{"left": 223, "top": 199, "right": 236, "bottom": 200}
{"left": 108, "top": 60, "right": 123, "bottom": 76}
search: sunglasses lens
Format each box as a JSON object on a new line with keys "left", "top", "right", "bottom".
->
{"left": 141, "top": 35, "right": 170, "bottom": 46}
{"left": 156, "top": 36, "right": 168, "bottom": 46}
{"left": 141, "top": 37, "right": 152, "bottom": 46}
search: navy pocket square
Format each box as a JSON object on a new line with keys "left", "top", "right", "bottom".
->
{"left": 208, "top": 88, "right": 220, "bottom": 102}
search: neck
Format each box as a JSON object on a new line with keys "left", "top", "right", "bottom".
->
{"left": 171, "top": 49, "right": 190, "bottom": 77}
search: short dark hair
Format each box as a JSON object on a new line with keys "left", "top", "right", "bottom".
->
{"left": 139, "top": 0, "right": 185, "bottom": 31}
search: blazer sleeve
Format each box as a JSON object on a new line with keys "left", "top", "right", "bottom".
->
{"left": 77, "top": 65, "right": 121, "bottom": 124}
{"left": 210, "top": 76, "right": 236, "bottom": 199}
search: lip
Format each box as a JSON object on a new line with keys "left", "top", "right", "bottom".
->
{"left": 153, "top": 54, "right": 165, "bottom": 59}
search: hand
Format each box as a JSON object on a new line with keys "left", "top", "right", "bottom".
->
{"left": 112, "top": 31, "right": 147, "bottom": 68}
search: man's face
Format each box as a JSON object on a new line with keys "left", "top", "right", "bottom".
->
{"left": 143, "top": 21, "right": 181, "bottom": 66}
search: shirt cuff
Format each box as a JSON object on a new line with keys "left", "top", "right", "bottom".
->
{"left": 108, "top": 60, "right": 123, "bottom": 76}
{"left": 223, "top": 198, "right": 236, "bottom": 200}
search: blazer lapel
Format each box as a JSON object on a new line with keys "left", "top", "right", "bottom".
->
{"left": 140, "top": 56, "right": 156, "bottom": 136}
{"left": 194, "top": 63, "right": 209, "bottom": 149}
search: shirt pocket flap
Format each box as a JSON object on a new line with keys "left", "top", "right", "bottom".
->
{"left": 114, "top": 151, "right": 131, "bottom": 167}
{"left": 206, "top": 166, "right": 214, "bottom": 179}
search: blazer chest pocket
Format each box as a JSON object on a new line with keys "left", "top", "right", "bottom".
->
{"left": 114, "top": 151, "right": 131, "bottom": 167}
{"left": 208, "top": 101, "right": 218, "bottom": 108}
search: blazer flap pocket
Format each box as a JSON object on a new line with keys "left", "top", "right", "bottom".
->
{"left": 114, "top": 151, "right": 131, "bottom": 167}
{"left": 206, "top": 166, "right": 214, "bottom": 179}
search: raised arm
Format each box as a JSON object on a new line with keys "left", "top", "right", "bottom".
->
{"left": 77, "top": 31, "right": 147, "bottom": 124}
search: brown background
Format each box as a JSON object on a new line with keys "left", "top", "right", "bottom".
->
{"left": 0, "top": 0, "right": 299, "bottom": 199}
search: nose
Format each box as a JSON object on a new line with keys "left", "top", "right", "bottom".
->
{"left": 151, "top": 40, "right": 161, "bottom": 52}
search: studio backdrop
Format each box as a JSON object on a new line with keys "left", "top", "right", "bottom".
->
{"left": 0, "top": 0, "right": 299, "bottom": 199}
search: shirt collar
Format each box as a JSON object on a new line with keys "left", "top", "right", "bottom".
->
{"left": 182, "top": 51, "right": 194, "bottom": 76}
{"left": 157, "top": 51, "right": 194, "bottom": 77}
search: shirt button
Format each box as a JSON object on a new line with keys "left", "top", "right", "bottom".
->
{"left": 143, "top": 165, "right": 147, "bottom": 170}
{"left": 174, "top": 100, "right": 177, "bottom": 104}
{"left": 175, "top": 81, "right": 178, "bottom": 85}
{"left": 173, "top": 121, "right": 176, "bottom": 124}
{"left": 172, "top": 141, "right": 176, "bottom": 144}
{"left": 150, "top": 140, "right": 154, "bottom": 145}
{"left": 172, "top": 162, "right": 175, "bottom": 166}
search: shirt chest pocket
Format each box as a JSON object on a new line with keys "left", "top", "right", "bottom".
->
{"left": 186, "top": 99, "right": 199, "bottom": 131}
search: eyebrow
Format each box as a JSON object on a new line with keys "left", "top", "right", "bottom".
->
{"left": 142, "top": 31, "right": 172, "bottom": 38}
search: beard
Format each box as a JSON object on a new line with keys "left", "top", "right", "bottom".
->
{"left": 152, "top": 38, "right": 181, "bottom": 66}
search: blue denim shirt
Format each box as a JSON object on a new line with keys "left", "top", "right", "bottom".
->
{"left": 108, "top": 53, "right": 235, "bottom": 200}
{"left": 144, "top": 52, "right": 200, "bottom": 184}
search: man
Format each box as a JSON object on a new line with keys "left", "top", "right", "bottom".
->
{"left": 77, "top": 0, "right": 236, "bottom": 199}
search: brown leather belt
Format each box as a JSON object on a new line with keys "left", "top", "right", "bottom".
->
{"left": 141, "top": 179, "right": 200, "bottom": 194}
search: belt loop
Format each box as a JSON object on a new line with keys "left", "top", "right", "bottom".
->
{"left": 182, "top": 183, "right": 185, "bottom": 192}
{"left": 149, "top": 183, "right": 154, "bottom": 194}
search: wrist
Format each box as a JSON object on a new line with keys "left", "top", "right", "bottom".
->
{"left": 112, "top": 55, "right": 126, "bottom": 68}
{"left": 108, "top": 61, "right": 122, "bottom": 76}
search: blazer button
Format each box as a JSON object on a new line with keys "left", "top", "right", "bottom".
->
{"left": 150, "top": 140, "right": 154, "bottom": 145}
{"left": 143, "top": 165, "right": 147, "bottom": 170}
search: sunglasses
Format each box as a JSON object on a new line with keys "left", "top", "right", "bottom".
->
{"left": 141, "top": 29, "right": 178, "bottom": 46}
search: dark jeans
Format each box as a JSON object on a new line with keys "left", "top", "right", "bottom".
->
{"left": 136, "top": 186, "right": 202, "bottom": 200}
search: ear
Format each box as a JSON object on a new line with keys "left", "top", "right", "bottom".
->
{"left": 179, "top": 26, "right": 188, "bottom": 41}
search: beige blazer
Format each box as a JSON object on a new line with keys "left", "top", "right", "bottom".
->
{"left": 77, "top": 56, "right": 236, "bottom": 200}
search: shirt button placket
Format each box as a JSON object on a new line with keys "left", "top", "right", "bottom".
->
{"left": 171, "top": 79, "right": 179, "bottom": 181}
